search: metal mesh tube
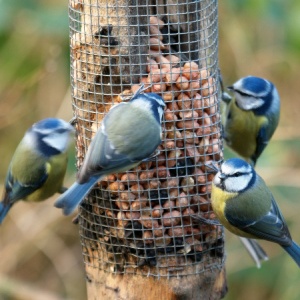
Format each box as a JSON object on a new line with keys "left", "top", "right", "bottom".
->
{"left": 69, "top": 0, "right": 224, "bottom": 278}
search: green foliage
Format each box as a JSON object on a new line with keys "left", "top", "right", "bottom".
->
{"left": 221, "top": 1, "right": 300, "bottom": 299}
{"left": 0, "top": 2, "right": 84, "bottom": 299}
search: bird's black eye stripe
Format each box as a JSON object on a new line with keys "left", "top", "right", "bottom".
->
{"left": 233, "top": 172, "right": 242, "bottom": 177}
{"left": 236, "top": 90, "right": 260, "bottom": 99}
{"left": 236, "top": 90, "right": 250, "bottom": 97}
{"left": 228, "top": 171, "right": 250, "bottom": 177}
{"left": 56, "top": 128, "right": 66, "bottom": 134}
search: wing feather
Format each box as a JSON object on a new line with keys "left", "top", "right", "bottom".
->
{"left": 226, "top": 195, "right": 292, "bottom": 246}
{"left": 2, "top": 164, "right": 48, "bottom": 204}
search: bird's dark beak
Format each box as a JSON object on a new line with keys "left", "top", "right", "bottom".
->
{"left": 221, "top": 92, "right": 232, "bottom": 104}
{"left": 218, "top": 173, "right": 226, "bottom": 180}
{"left": 227, "top": 85, "right": 233, "bottom": 91}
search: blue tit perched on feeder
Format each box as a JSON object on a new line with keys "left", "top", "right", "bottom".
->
{"left": 223, "top": 76, "right": 280, "bottom": 166}
{"left": 0, "top": 118, "right": 74, "bottom": 224}
{"left": 211, "top": 158, "right": 300, "bottom": 267}
{"left": 54, "top": 92, "right": 166, "bottom": 216}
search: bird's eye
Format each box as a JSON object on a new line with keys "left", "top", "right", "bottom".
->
{"left": 237, "top": 90, "right": 250, "bottom": 97}
{"left": 233, "top": 172, "right": 242, "bottom": 177}
{"left": 56, "top": 129, "right": 66, "bottom": 134}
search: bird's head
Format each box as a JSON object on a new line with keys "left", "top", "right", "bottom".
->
{"left": 212, "top": 158, "right": 256, "bottom": 193}
{"left": 130, "top": 92, "right": 166, "bottom": 125}
{"left": 25, "top": 118, "right": 74, "bottom": 157}
{"left": 228, "top": 76, "right": 279, "bottom": 116}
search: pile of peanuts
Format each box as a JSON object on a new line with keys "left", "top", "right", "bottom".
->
{"left": 74, "top": 15, "right": 224, "bottom": 270}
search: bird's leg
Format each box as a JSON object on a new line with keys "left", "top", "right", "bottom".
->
{"left": 192, "top": 215, "right": 222, "bottom": 226}
{"left": 72, "top": 214, "right": 80, "bottom": 224}
{"left": 142, "top": 149, "right": 161, "bottom": 162}
{"left": 69, "top": 116, "right": 78, "bottom": 127}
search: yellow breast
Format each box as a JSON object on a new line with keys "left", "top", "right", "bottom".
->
{"left": 225, "top": 101, "right": 267, "bottom": 160}
{"left": 211, "top": 184, "right": 255, "bottom": 238}
{"left": 26, "top": 153, "right": 68, "bottom": 202}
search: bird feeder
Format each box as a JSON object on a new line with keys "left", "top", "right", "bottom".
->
{"left": 69, "top": 0, "right": 227, "bottom": 298}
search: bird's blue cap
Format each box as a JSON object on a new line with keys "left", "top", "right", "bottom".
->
{"left": 242, "top": 76, "right": 271, "bottom": 95}
{"left": 31, "top": 118, "right": 74, "bottom": 135}
{"left": 223, "top": 158, "right": 252, "bottom": 170}
{"left": 131, "top": 92, "right": 165, "bottom": 106}
{"left": 35, "top": 118, "right": 64, "bottom": 130}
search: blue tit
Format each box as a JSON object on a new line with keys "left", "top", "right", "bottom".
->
{"left": 223, "top": 76, "right": 280, "bottom": 166}
{"left": 211, "top": 158, "right": 300, "bottom": 267}
{"left": 54, "top": 92, "right": 166, "bottom": 216}
{"left": 0, "top": 118, "right": 74, "bottom": 224}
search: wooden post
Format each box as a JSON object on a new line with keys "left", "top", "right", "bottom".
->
{"left": 85, "top": 267, "right": 227, "bottom": 300}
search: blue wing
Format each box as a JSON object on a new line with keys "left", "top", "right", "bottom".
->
{"left": 226, "top": 196, "right": 292, "bottom": 247}
{"left": 0, "top": 166, "right": 48, "bottom": 224}
{"left": 251, "top": 125, "right": 268, "bottom": 165}
{"left": 0, "top": 201, "right": 12, "bottom": 224}
{"left": 77, "top": 102, "right": 160, "bottom": 183}
{"left": 77, "top": 126, "right": 138, "bottom": 183}
{"left": 2, "top": 166, "right": 48, "bottom": 204}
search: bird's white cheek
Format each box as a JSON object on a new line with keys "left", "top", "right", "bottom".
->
{"left": 224, "top": 178, "right": 237, "bottom": 192}
{"left": 213, "top": 174, "right": 221, "bottom": 186}
{"left": 236, "top": 93, "right": 264, "bottom": 111}
{"left": 225, "top": 175, "right": 251, "bottom": 192}
{"left": 43, "top": 132, "right": 70, "bottom": 153}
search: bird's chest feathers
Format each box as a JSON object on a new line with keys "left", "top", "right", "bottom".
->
{"left": 28, "top": 154, "right": 68, "bottom": 201}
{"left": 11, "top": 146, "right": 67, "bottom": 201}
{"left": 211, "top": 184, "right": 238, "bottom": 227}
{"left": 11, "top": 147, "right": 48, "bottom": 183}
{"left": 225, "top": 102, "right": 267, "bottom": 157}
{"left": 212, "top": 181, "right": 272, "bottom": 237}
{"left": 212, "top": 184, "right": 252, "bottom": 237}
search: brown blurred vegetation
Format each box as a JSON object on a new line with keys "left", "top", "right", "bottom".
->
{"left": 0, "top": 1, "right": 300, "bottom": 299}
{"left": 219, "top": 1, "right": 300, "bottom": 300}
{"left": 0, "top": 1, "right": 86, "bottom": 300}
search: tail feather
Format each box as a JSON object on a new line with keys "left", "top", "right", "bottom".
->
{"left": 282, "top": 241, "right": 300, "bottom": 268}
{"left": 54, "top": 176, "right": 99, "bottom": 216}
{"left": 0, "top": 202, "right": 13, "bottom": 225}
{"left": 239, "top": 237, "right": 269, "bottom": 268}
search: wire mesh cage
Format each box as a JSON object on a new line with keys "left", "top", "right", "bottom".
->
{"left": 69, "top": 0, "right": 224, "bottom": 279}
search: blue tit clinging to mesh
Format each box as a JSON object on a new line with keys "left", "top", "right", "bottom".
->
{"left": 54, "top": 92, "right": 166, "bottom": 216}
{"left": 223, "top": 76, "right": 280, "bottom": 166}
{"left": 0, "top": 118, "right": 75, "bottom": 224}
{"left": 218, "top": 74, "right": 269, "bottom": 267}
{"left": 211, "top": 158, "right": 300, "bottom": 267}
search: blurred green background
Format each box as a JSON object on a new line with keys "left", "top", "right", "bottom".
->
{"left": 0, "top": 0, "right": 300, "bottom": 299}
